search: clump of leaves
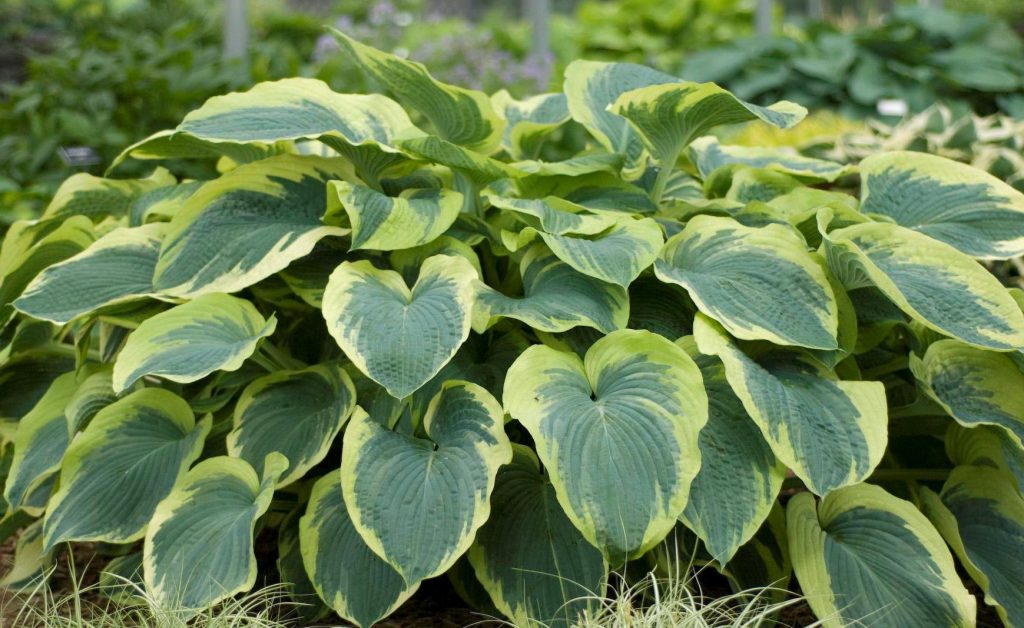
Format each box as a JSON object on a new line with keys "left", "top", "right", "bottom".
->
{"left": 3, "top": 33, "right": 1024, "bottom": 628}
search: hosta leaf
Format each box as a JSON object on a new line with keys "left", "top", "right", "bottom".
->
{"left": 327, "top": 181, "right": 462, "bottom": 251}
{"left": 0, "top": 520, "right": 53, "bottom": 590}
{"left": 562, "top": 60, "right": 679, "bottom": 170}
{"left": 688, "top": 137, "right": 852, "bottom": 182}
{"left": 504, "top": 329, "right": 708, "bottom": 564}
{"left": 226, "top": 362, "right": 356, "bottom": 487}
{"left": 3, "top": 372, "right": 77, "bottom": 514}
{"left": 300, "top": 473, "right": 418, "bottom": 628}
{"left": 487, "top": 195, "right": 620, "bottom": 236}
{"left": 112, "top": 293, "right": 276, "bottom": 393}
{"left": 42, "top": 388, "right": 210, "bottom": 549}
{"left": 610, "top": 82, "right": 806, "bottom": 169}
{"left": 0, "top": 351, "right": 74, "bottom": 421}
{"left": 492, "top": 91, "right": 570, "bottom": 160}
{"left": 153, "top": 155, "right": 351, "bottom": 298}
{"left": 677, "top": 339, "right": 786, "bottom": 564}
{"left": 15, "top": 224, "right": 166, "bottom": 324}
{"left": 322, "top": 255, "right": 477, "bottom": 399}
{"left": 532, "top": 216, "right": 663, "bottom": 288}
{"left": 694, "top": 315, "right": 887, "bottom": 496}
{"left": 860, "top": 151, "right": 1024, "bottom": 259}
{"left": 341, "top": 382, "right": 512, "bottom": 584}
{"left": 42, "top": 169, "right": 175, "bottom": 222}
{"left": 788, "top": 484, "right": 975, "bottom": 628}
{"left": 655, "top": 215, "right": 839, "bottom": 350}
{"left": 946, "top": 425, "right": 1024, "bottom": 493}
{"left": 144, "top": 453, "right": 287, "bottom": 611}
{"left": 725, "top": 168, "right": 802, "bottom": 204}
{"left": 468, "top": 445, "right": 606, "bottom": 628}
{"left": 922, "top": 467, "right": 1024, "bottom": 627}
{"left": 911, "top": 340, "right": 1024, "bottom": 447}
{"left": 331, "top": 30, "right": 504, "bottom": 153}
{"left": 474, "top": 245, "right": 628, "bottom": 334}
{"left": 276, "top": 507, "right": 328, "bottom": 623}
{"left": 129, "top": 181, "right": 202, "bottom": 226}
{"left": 822, "top": 217, "right": 1024, "bottom": 351}
{"left": 64, "top": 367, "right": 117, "bottom": 432}
{"left": 394, "top": 134, "right": 522, "bottom": 185}
{"left": 0, "top": 216, "right": 95, "bottom": 327}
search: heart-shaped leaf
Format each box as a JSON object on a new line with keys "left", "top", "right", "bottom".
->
{"left": 504, "top": 329, "right": 708, "bottom": 564}
{"left": 322, "top": 254, "right": 477, "bottom": 398}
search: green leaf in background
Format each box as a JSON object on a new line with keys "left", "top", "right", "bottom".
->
{"left": 152, "top": 155, "right": 351, "bottom": 298}
{"left": 15, "top": 223, "right": 166, "bottom": 324}
{"left": 327, "top": 181, "right": 462, "bottom": 252}
{"left": 688, "top": 136, "right": 852, "bottom": 182}
{"left": 922, "top": 466, "right": 1024, "bottom": 627}
{"left": 322, "top": 254, "right": 477, "bottom": 399}
{"left": 331, "top": 29, "right": 504, "bottom": 153}
{"left": 610, "top": 81, "right": 806, "bottom": 173}
{"left": 43, "top": 388, "right": 210, "bottom": 549}
{"left": 491, "top": 91, "right": 570, "bottom": 160}
{"left": 655, "top": 215, "right": 839, "bottom": 350}
{"left": 112, "top": 293, "right": 276, "bottom": 393}
{"left": 342, "top": 381, "right": 511, "bottom": 585}
{"left": 468, "top": 444, "right": 606, "bottom": 628}
{"left": 144, "top": 453, "right": 287, "bottom": 612}
{"left": 694, "top": 315, "right": 886, "bottom": 496}
{"left": 474, "top": 245, "right": 628, "bottom": 334}
{"left": 788, "top": 484, "right": 975, "bottom": 628}
{"left": 822, "top": 216, "right": 1024, "bottom": 351}
{"left": 300, "top": 473, "right": 417, "bottom": 628}
{"left": 3, "top": 371, "right": 77, "bottom": 515}
{"left": 860, "top": 151, "right": 1024, "bottom": 259}
{"left": 504, "top": 329, "right": 707, "bottom": 564}
{"left": 911, "top": 340, "right": 1024, "bottom": 447}
{"left": 677, "top": 338, "right": 786, "bottom": 564}
{"left": 562, "top": 60, "right": 679, "bottom": 171}
{"left": 226, "top": 362, "right": 356, "bottom": 487}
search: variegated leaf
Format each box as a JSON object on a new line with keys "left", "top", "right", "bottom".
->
{"left": 327, "top": 180, "right": 462, "bottom": 251}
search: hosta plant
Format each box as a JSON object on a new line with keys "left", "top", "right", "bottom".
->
{"left": 3, "top": 33, "right": 1024, "bottom": 628}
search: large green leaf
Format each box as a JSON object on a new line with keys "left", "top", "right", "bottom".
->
{"left": 860, "top": 151, "right": 1024, "bottom": 259}
{"left": 503, "top": 329, "right": 708, "bottom": 564}
{"left": 562, "top": 60, "right": 679, "bottom": 171}
{"left": 655, "top": 215, "right": 838, "bottom": 350}
{"left": 41, "top": 169, "right": 175, "bottom": 223}
{"left": 330, "top": 30, "right": 503, "bottom": 153}
{"left": 144, "top": 454, "right": 287, "bottom": 611}
{"left": 468, "top": 444, "right": 606, "bottom": 627}
{"left": 487, "top": 195, "right": 620, "bottom": 236}
{"left": 112, "top": 78, "right": 414, "bottom": 179}
{"left": 15, "top": 224, "right": 166, "bottom": 324}
{"left": 823, "top": 216, "right": 1024, "bottom": 351}
{"left": 326, "top": 181, "right": 462, "bottom": 252}
{"left": 694, "top": 315, "right": 887, "bottom": 496}
{"left": 300, "top": 473, "right": 418, "bottom": 628}
{"left": 610, "top": 82, "right": 806, "bottom": 170}
{"left": 3, "top": 372, "right": 77, "bottom": 514}
{"left": 910, "top": 340, "right": 1024, "bottom": 448}
{"left": 322, "top": 254, "right": 477, "bottom": 399}
{"left": 688, "top": 137, "right": 851, "bottom": 182}
{"left": 0, "top": 520, "right": 53, "bottom": 590}
{"left": 474, "top": 245, "right": 628, "bottom": 334}
{"left": 152, "top": 155, "right": 351, "bottom": 298}
{"left": 922, "top": 466, "right": 1024, "bottom": 627}
{"left": 112, "top": 293, "right": 276, "bottom": 393}
{"left": 42, "top": 388, "right": 210, "bottom": 549}
{"left": 341, "top": 381, "right": 512, "bottom": 585}
{"left": 788, "top": 484, "right": 975, "bottom": 628}
{"left": 468, "top": 442, "right": 606, "bottom": 622}
{"left": 226, "top": 362, "right": 356, "bottom": 487}
{"left": 677, "top": 338, "right": 786, "bottom": 564}
{"left": 525, "top": 216, "right": 664, "bottom": 288}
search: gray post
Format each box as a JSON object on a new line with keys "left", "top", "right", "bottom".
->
{"left": 807, "top": 0, "right": 823, "bottom": 20}
{"left": 524, "top": 0, "right": 551, "bottom": 64}
{"left": 223, "top": 0, "right": 249, "bottom": 62}
{"left": 756, "top": 0, "right": 773, "bottom": 35}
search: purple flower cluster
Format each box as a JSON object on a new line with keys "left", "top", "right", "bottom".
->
{"left": 312, "top": 1, "right": 552, "bottom": 94}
